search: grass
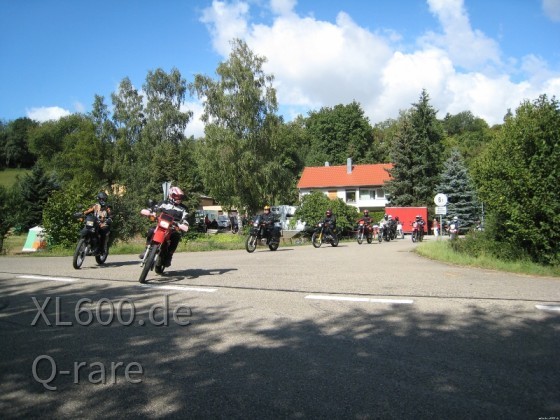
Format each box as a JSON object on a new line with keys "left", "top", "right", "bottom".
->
{"left": 0, "top": 168, "right": 30, "bottom": 188}
{"left": 415, "top": 239, "right": 560, "bottom": 278}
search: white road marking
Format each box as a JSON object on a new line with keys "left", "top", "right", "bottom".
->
{"left": 140, "top": 284, "right": 217, "bottom": 293}
{"left": 305, "top": 295, "right": 413, "bottom": 304}
{"left": 18, "top": 275, "right": 77, "bottom": 283}
{"left": 535, "top": 304, "right": 560, "bottom": 312}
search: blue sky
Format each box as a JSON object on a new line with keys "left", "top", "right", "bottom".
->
{"left": 1, "top": 0, "right": 559, "bottom": 138}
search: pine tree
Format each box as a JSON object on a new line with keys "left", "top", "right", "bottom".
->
{"left": 436, "top": 148, "right": 480, "bottom": 229}
{"left": 385, "top": 90, "right": 444, "bottom": 206}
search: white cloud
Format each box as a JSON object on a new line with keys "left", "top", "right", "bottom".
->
{"left": 542, "top": 0, "right": 560, "bottom": 22}
{"left": 183, "top": 101, "right": 206, "bottom": 139}
{"left": 200, "top": 0, "right": 560, "bottom": 127}
{"left": 26, "top": 106, "right": 71, "bottom": 122}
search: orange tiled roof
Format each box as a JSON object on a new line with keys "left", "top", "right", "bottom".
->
{"left": 297, "top": 163, "right": 393, "bottom": 188}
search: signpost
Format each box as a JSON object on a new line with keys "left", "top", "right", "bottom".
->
{"left": 434, "top": 194, "right": 448, "bottom": 238}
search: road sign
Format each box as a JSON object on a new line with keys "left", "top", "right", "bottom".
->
{"left": 434, "top": 193, "right": 448, "bottom": 206}
{"left": 435, "top": 206, "right": 447, "bottom": 215}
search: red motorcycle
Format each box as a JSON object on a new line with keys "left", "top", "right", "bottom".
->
{"left": 411, "top": 221, "right": 424, "bottom": 243}
{"left": 356, "top": 220, "right": 374, "bottom": 244}
{"left": 138, "top": 206, "right": 189, "bottom": 283}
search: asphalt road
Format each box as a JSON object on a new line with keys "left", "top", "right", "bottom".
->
{"left": 0, "top": 237, "right": 559, "bottom": 419}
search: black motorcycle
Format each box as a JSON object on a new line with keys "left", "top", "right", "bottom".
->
{"left": 245, "top": 215, "right": 281, "bottom": 252}
{"left": 312, "top": 221, "right": 339, "bottom": 248}
{"left": 72, "top": 212, "right": 109, "bottom": 269}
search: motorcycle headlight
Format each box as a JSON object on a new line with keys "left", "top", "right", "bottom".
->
{"left": 159, "top": 220, "right": 170, "bottom": 229}
{"left": 86, "top": 220, "right": 95, "bottom": 227}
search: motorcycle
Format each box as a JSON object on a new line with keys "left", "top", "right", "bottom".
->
{"left": 138, "top": 204, "right": 189, "bottom": 283}
{"left": 378, "top": 220, "right": 391, "bottom": 242}
{"left": 411, "top": 221, "right": 424, "bottom": 243}
{"left": 245, "top": 215, "right": 281, "bottom": 253}
{"left": 356, "top": 220, "right": 373, "bottom": 244}
{"left": 72, "top": 212, "right": 110, "bottom": 269}
{"left": 312, "top": 221, "right": 339, "bottom": 248}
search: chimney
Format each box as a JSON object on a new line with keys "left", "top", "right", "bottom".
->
{"left": 347, "top": 157, "right": 352, "bottom": 174}
{"left": 325, "top": 162, "right": 330, "bottom": 166}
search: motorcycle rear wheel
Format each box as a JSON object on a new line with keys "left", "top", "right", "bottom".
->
{"left": 139, "top": 245, "right": 158, "bottom": 284}
{"left": 246, "top": 234, "right": 257, "bottom": 253}
{"left": 73, "top": 238, "right": 87, "bottom": 269}
{"left": 311, "top": 232, "right": 322, "bottom": 248}
{"left": 268, "top": 240, "right": 279, "bottom": 251}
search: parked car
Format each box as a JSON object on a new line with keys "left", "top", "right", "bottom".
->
{"left": 217, "top": 215, "right": 231, "bottom": 229}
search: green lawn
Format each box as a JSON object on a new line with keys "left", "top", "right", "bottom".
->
{"left": 0, "top": 168, "right": 30, "bottom": 188}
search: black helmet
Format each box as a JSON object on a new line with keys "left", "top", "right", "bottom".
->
{"left": 363, "top": 209, "right": 369, "bottom": 216}
{"left": 326, "top": 209, "right": 332, "bottom": 217}
{"left": 97, "top": 191, "right": 108, "bottom": 206}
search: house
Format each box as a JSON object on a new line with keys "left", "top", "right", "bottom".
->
{"left": 297, "top": 159, "right": 393, "bottom": 211}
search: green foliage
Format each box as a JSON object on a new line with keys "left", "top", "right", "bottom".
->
{"left": 385, "top": 90, "right": 444, "bottom": 207}
{"left": 189, "top": 39, "right": 283, "bottom": 213}
{"left": 0, "top": 185, "right": 13, "bottom": 252}
{"left": 472, "top": 94, "right": 560, "bottom": 265}
{"left": 436, "top": 149, "right": 479, "bottom": 228}
{"left": 294, "top": 191, "right": 360, "bottom": 233}
{"left": 42, "top": 186, "right": 90, "bottom": 248}
{"left": 11, "top": 165, "right": 59, "bottom": 232}
{"left": 305, "top": 101, "right": 374, "bottom": 166}
{"left": 3, "top": 117, "right": 37, "bottom": 168}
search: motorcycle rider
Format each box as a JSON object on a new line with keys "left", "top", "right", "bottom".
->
{"left": 140, "top": 186, "right": 189, "bottom": 267}
{"left": 414, "top": 214, "right": 426, "bottom": 240}
{"left": 323, "top": 209, "right": 336, "bottom": 238}
{"left": 358, "top": 209, "right": 372, "bottom": 225}
{"left": 260, "top": 205, "right": 279, "bottom": 240}
{"left": 83, "top": 191, "right": 112, "bottom": 254}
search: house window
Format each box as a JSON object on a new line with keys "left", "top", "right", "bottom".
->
{"left": 376, "top": 188, "right": 385, "bottom": 199}
{"left": 346, "top": 189, "right": 356, "bottom": 203}
{"left": 359, "top": 189, "right": 376, "bottom": 200}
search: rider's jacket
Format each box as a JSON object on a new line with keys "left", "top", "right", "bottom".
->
{"left": 156, "top": 200, "right": 188, "bottom": 224}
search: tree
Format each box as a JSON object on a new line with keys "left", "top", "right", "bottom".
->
{"left": 11, "top": 165, "right": 59, "bottom": 232}
{"left": 294, "top": 191, "right": 359, "bottom": 234}
{"left": 304, "top": 101, "right": 374, "bottom": 166}
{"left": 384, "top": 90, "right": 444, "bottom": 207}
{"left": 189, "top": 38, "right": 282, "bottom": 213}
{"left": 436, "top": 148, "right": 479, "bottom": 228}
{"left": 472, "top": 94, "right": 560, "bottom": 265}
{"left": 4, "top": 118, "right": 37, "bottom": 168}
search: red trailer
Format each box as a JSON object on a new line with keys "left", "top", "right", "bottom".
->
{"left": 385, "top": 207, "right": 428, "bottom": 234}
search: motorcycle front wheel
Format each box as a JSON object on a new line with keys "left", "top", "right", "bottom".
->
{"left": 411, "top": 232, "right": 417, "bottom": 243}
{"left": 311, "top": 232, "right": 322, "bottom": 248}
{"left": 95, "top": 247, "right": 109, "bottom": 265}
{"left": 357, "top": 232, "right": 363, "bottom": 245}
{"left": 367, "top": 234, "right": 373, "bottom": 244}
{"left": 245, "top": 234, "right": 257, "bottom": 253}
{"left": 139, "top": 245, "right": 158, "bottom": 284}
{"left": 73, "top": 238, "right": 87, "bottom": 269}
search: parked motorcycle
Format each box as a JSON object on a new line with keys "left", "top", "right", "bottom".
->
{"left": 411, "top": 221, "right": 424, "bottom": 243}
{"left": 72, "top": 212, "right": 110, "bottom": 269}
{"left": 138, "top": 204, "right": 189, "bottom": 283}
{"left": 356, "top": 220, "right": 373, "bottom": 244}
{"left": 245, "top": 215, "right": 281, "bottom": 253}
{"left": 312, "top": 221, "right": 339, "bottom": 248}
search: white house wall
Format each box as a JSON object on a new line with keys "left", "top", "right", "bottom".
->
{"left": 299, "top": 188, "right": 389, "bottom": 209}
